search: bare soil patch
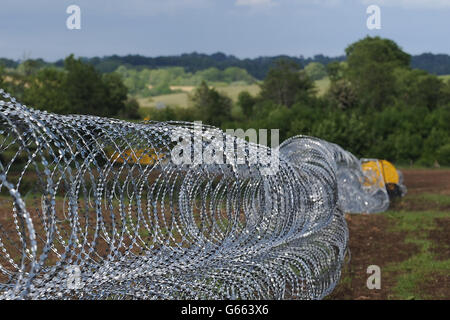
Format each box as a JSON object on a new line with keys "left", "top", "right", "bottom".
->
{"left": 429, "top": 217, "right": 450, "bottom": 261}
{"left": 401, "top": 169, "right": 450, "bottom": 195}
{"left": 328, "top": 214, "right": 419, "bottom": 300}
{"left": 331, "top": 169, "right": 450, "bottom": 300}
{"left": 416, "top": 272, "right": 450, "bottom": 300}
{"left": 390, "top": 197, "right": 450, "bottom": 212}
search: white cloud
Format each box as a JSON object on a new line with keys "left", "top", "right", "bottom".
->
{"left": 235, "top": 0, "right": 276, "bottom": 7}
{"left": 360, "top": 0, "right": 450, "bottom": 9}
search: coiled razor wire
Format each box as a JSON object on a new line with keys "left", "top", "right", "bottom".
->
{"left": 281, "top": 137, "right": 406, "bottom": 214}
{"left": 0, "top": 89, "right": 400, "bottom": 299}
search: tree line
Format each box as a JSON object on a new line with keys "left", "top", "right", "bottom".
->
{"left": 149, "top": 37, "right": 450, "bottom": 167}
{"left": 1, "top": 36, "right": 450, "bottom": 166}
{"left": 3, "top": 50, "right": 450, "bottom": 80}
{"left": 0, "top": 55, "right": 140, "bottom": 119}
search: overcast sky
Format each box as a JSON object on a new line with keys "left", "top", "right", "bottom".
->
{"left": 1, "top": 0, "right": 450, "bottom": 61}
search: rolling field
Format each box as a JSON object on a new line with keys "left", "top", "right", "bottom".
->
{"left": 138, "top": 92, "right": 190, "bottom": 109}
{"left": 329, "top": 169, "right": 450, "bottom": 300}
{"left": 138, "top": 84, "right": 260, "bottom": 109}
{"left": 137, "top": 77, "right": 330, "bottom": 110}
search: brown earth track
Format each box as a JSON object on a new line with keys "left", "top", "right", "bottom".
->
{"left": 328, "top": 214, "right": 419, "bottom": 300}
{"left": 401, "top": 169, "right": 450, "bottom": 195}
{"left": 416, "top": 273, "right": 450, "bottom": 300}
{"left": 429, "top": 217, "right": 450, "bottom": 261}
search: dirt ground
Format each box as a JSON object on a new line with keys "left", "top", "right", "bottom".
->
{"left": 328, "top": 214, "right": 419, "bottom": 300}
{"left": 329, "top": 169, "right": 450, "bottom": 300}
{"left": 401, "top": 169, "right": 450, "bottom": 195}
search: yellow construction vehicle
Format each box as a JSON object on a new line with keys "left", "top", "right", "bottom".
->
{"left": 362, "top": 159, "right": 404, "bottom": 199}
{"left": 110, "top": 148, "right": 165, "bottom": 165}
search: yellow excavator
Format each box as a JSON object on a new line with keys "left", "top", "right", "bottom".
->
{"left": 362, "top": 159, "right": 405, "bottom": 199}
{"left": 110, "top": 148, "right": 165, "bottom": 165}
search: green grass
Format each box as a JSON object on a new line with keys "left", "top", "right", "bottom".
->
{"left": 138, "top": 78, "right": 330, "bottom": 110}
{"left": 217, "top": 84, "right": 260, "bottom": 99}
{"left": 438, "top": 74, "right": 450, "bottom": 81}
{"left": 138, "top": 92, "right": 189, "bottom": 109}
{"left": 138, "top": 84, "right": 260, "bottom": 109}
{"left": 381, "top": 210, "right": 450, "bottom": 299}
{"left": 405, "top": 193, "right": 450, "bottom": 206}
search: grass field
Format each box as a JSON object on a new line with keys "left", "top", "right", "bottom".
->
{"left": 137, "top": 77, "right": 330, "bottom": 110}
{"left": 138, "top": 84, "right": 260, "bottom": 109}
{"left": 138, "top": 92, "right": 190, "bottom": 109}
{"left": 329, "top": 169, "right": 450, "bottom": 300}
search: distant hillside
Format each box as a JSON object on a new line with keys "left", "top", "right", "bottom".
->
{"left": 3, "top": 52, "right": 450, "bottom": 79}
{"left": 411, "top": 53, "right": 450, "bottom": 76}
{"left": 68, "top": 53, "right": 346, "bottom": 79}
{"left": 0, "top": 58, "right": 19, "bottom": 68}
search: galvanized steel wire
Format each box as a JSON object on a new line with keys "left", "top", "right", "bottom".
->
{"left": 0, "top": 89, "right": 397, "bottom": 299}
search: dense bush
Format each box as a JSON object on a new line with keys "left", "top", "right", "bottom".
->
{"left": 437, "top": 144, "right": 450, "bottom": 166}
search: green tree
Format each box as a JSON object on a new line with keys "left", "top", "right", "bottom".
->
{"left": 17, "top": 59, "right": 43, "bottom": 77}
{"left": 327, "top": 79, "right": 358, "bottom": 110}
{"left": 118, "top": 98, "right": 141, "bottom": 120}
{"left": 149, "top": 81, "right": 172, "bottom": 96}
{"left": 440, "top": 79, "right": 450, "bottom": 105}
{"left": 102, "top": 72, "right": 128, "bottom": 116}
{"left": 197, "top": 68, "right": 222, "bottom": 82}
{"left": 304, "top": 62, "right": 327, "bottom": 81}
{"left": 64, "top": 54, "right": 111, "bottom": 116}
{"left": 395, "top": 68, "right": 444, "bottom": 110}
{"left": 23, "top": 55, "right": 130, "bottom": 117}
{"left": 391, "top": 131, "right": 423, "bottom": 163}
{"left": 326, "top": 61, "right": 345, "bottom": 82}
{"left": 420, "top": 128, "right": 449, "bottom": 165}
{"left": 0, "top": 65, "right": 27, "bottom": 99}
{"left": 23, "top": 68, "right": 69, "bottom": 114}
{"left": 259, "top": 59, "right": 314, "bottom": 108}
{"left": 223, "top": 67, "right": 255, "bottom": 83}
{"left": 345, "top": 36, "right": 411, "bottom": 110}
{"left": 191, "top": 81, "right": 232, "bottom": 127}
{"left": 237, "top": 91, "right": 256, "bottom": 118}
{"left": 0, "top": 66, "right": 5, "bottom": 89}
{"left": 437, "top": 144, "right": 450, "bottom": 166}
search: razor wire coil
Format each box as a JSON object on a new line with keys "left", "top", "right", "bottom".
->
{"left": 0, "top": 89, "right": 400, "bottom": 299}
